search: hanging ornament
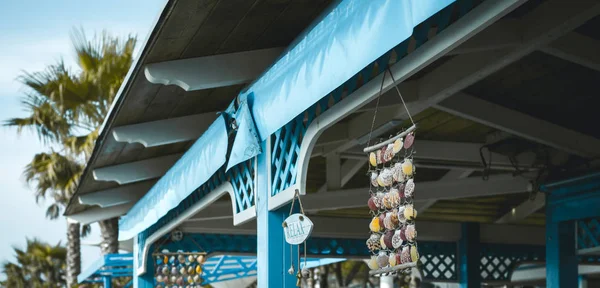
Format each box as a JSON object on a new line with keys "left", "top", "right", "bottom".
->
{"left": 364, "top": 67, "right": 419, "bottom": 277}
{"left": 282, "top": 189, "right": 313, "bottom": 287}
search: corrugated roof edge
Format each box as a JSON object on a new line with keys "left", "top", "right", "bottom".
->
{"left": 64, "top": 0, "right": 176, "bottom": 216}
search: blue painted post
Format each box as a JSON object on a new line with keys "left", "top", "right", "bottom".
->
{"left": 256, "top": 140, "right": 298, "bottom": 287}
{"left": 459, "top": 222, "right": 480, "bottom": 288}
{"left": 103, "top": 276, "right": 112, "bottom": 288}
{"left": 135, "top": 244, "right": 154, "bottom": 288}
{"left": 546, "top": 204, "right": 577, "bottom": 288}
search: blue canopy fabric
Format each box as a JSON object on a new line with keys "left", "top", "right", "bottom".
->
{"left": 119, "top": 116, "right": 229, "bottom": 240}
{"left": 225, "top": 100, "right": 261, "bottom": 172}
{"left": 239, "top": 0, "right": 455, "bottom": 141}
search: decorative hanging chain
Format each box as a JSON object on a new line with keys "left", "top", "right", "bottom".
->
{"left": 283, "top": 189, "right": 312, "bottom": 286}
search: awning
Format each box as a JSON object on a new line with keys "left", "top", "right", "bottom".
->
{"left": 239, "top": 0, "right": 456, "bottom": 141}
{"left": 119, "top": 116, "right": 228, "bottom": 240}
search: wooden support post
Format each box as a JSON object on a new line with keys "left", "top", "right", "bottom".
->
{"left": 459, "top": 222, "right": 480, "bottom": 288}
{"left": 135, "top": 244, "right": 154, "bottom": 288}
{"left": 257, "top": 140, "right": 298, "bottom": 287}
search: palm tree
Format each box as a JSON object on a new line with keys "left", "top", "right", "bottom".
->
{"left": 5, "top": 29, "right": 136, "bottom": 287}
{"left": 1, "top": 239, "right": 67, "bottom": 288}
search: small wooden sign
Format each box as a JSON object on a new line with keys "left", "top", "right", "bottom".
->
{"left": 283, "top": 213, "right": 314, "bottom": 245}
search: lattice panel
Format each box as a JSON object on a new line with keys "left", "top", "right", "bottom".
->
{"left": 269, "top": 0, "right": 477, "bottom": 197}
{"left": 419, "top": 242, "right": 457, "bottom": 281}
{"left": 145, "top": 160, "right": 255, "bottom": 239}
{"left": 578, "top": 218, "right": 600, "bottom": 250}
{"left": 479, "top": 244, "right": 545, "bottom": 282}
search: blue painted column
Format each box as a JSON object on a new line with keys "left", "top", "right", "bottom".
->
{"left": 458, "top": 222, "right": 480, "bottom": 288}
{"left": 136, "top": 244, "right": 154, "bottom": 288}
{"left": 256, "top": 140, "right": 298, "bottom": 287}
{"left": 103, "top": 276, "right": 112, "bottom": 288}
{"left": 546, "top": 203, "right": 577, "bottom": 288}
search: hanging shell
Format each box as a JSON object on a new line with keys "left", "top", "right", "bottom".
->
{"left": 388, "top": 188, "right": 401, "bottom": 207}
{"left": 383, "top": 231, "right": 394, "bottom": 248}
{"left": 392, "top": 162, "right": 405, "bottom": 183}
{"left": 399, "top": 227, "right": 407, "bottom": 241}
{"left": 367, "top": 256, "right": 379, "bottom": 270}
{"left": 156, "top": 275, "right": 164, "bottom": 283}
{"left": 383, "top": 212, "right": 392, "bottom": 230}
{"left": 404, "top": 133, "right": 415, "bottom": 149}
{"left": 405, "top": 224, "right": 417, "bottom": 242}
{"left": 177, "top": 255, "right": 186, "bottom": 263}
{"left": 410, "top": 246, "right": 419, "bottom": 262}
{"left": 376, "top": 150, "right": 383, "bottom": 165}
{"left": 389, "top": 252, "right": 398, "bottom": 266}
{"left": 180, "top": 267, "right": 187, "bottom": 275}
{"left": 404, "top": 179, "right": 415, "bottom": 198}
{"left": 384, "top": 144, "right": 395, "bottom": 162}
{"left": 163, "top": 256, "right": 169, "bottom": 264}
{"left": 369, "top": 152, "right": 378, "bottom": 167}
{"left": 392, "top": 230, "right": 403, "bottom": 249}
{"left": 195, "top": 264, "right": 203, "bottom": 274}
{"left": 162, "top": 266, "right": 169, "bottom": 275}
{"left": 369, "top": 217, "right": 381, "bottom": 233}
{"left": 374, "top": 192, "right": 384, "bottom": 209}
{"left": 171, "top": 266, "right": 178, "bottom": 275}
{"left": 393, "top": 138, "right": 403, "bottom": 154}
{"left": 379, "top": 168, "right": 394, "bottom": 187}
{"left": 376, "top": 252, "right": 389, "bottom": 268}
{"left": 368, "top": 196, "right": 378, "bottom": 211}
{"left": 404, "top": 205, "right": 417, "bottom": 221}
{"left": 196, "top": 255, "right": 205, "bottom": 264}
{"left": 401, "top": 159, "right": 414, "bottom": 177}
{"left": 390, "top": 209, "right": 400, "bottom": 227}
{"left": 170, "top": 276, "right": 177, "bottom": 284}
{"left": 188, "top": 255, "right": 195, "bottom": 263}
{"left": 397, "top": 206, "right": 407, "bottom": 224}
{"left": 193, "top": 275, "right": 201, "bottom": 283}
{"left": 370, "top": 172, "right": 379, "bottom": 187}
{"left": 366, "top": 234, "right": 381, "bottom": 251}
{"left": 401, "top": 247, "right": 411, "bottom": 264}
{"left": 379, "top": 234, "right": 387, "bottom": 249}
{"left": 187, "top": 276, "right": 194, "bottom": 284}
{"left": 187, "top": 266, "right": 194, "bottom": 275}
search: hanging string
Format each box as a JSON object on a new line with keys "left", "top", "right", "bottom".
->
{"left": 387, "top": 67, "right": 415, "bottom": 126}
{"left": 366, "top": 69, "right": 388, "bottom": 148}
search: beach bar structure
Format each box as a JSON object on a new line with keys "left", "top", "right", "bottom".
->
{"left": 66, "top": 0, "right": 600, "bottom": 287}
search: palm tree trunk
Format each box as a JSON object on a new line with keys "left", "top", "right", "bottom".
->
{"left": 66, "top": 221, "right": 81, "bottom": 288}
{"left": 98, "top": 217, "right": 119, "bottom": 254}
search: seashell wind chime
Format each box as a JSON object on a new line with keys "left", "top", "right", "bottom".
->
{"left": 365, "top": 68, "right": 419, "bottom": 276}
{"left": 153, "top": 251, "right": 206, "bottom": 288}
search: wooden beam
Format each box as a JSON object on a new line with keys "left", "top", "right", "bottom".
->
{"left": 436, "top": 92, "right": 600, "bottom": 157}
{"left": 78, "top": 181, "right": 154, "bottom": 208}
{"left": 66, "top": 203, "right": 133, "bottom": 225}
{"left": 92, "top": 153, "right": 182, "bottom": 184}
{"left": 541, "top": 32, "right": 600, "bottom": 72}
{"left": 326, "top": 154, "right": 342, "bottom": 190}
{"left": 495, "top": 193, "right": 546, "bottom": 224}
{"left": 144, "top": 47, "right": 284, "bottom": 91}
{"left": 325, "top": 0, "right": 600, "bottom": 156}
{"left": 303, "top": 174, "right": 531, "bottom": 212}
{"left": 416, "top": 169, "right": 474, "bottom": 212}
{"left": 316, "top": 158, "right": 366, "bottom": 193}
{"left": 112, "top": 113, "right": 217, "bottom": 147}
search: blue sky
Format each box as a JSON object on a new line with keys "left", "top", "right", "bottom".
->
{"left": 0, "top": 0, "right": 163, "bottom": 271}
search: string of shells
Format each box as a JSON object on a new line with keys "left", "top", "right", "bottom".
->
{"left": 153, "top": 251, "right": 205, "bottom": 288}
{"left": 366, "top": 130, "right": 418, "bottom": 276}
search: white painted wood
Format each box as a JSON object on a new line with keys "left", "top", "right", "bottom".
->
{"left": 327, "top": 0, "right": 600, "bottom": 157}
{"left": 144, "top": 47, "right": 284, "bottom": 91}
{"left": 137, "top": 182, "right": 257, "bottom": 275}
{"left": 287, "top": 0, "right": 527, "bottom": 211}
{"left": 112, "top": 113, "right": 217, "bottom": 147}
{"left": 66, "top": 203, "right": 133, "bottom": 225}
{"left": 303, "top": 174, "right": 531, "bottom": 212}
{"left": 416, "top": 169, "right": 474, "bottom": 213}
{"left": 436, "top": 92, "right": 600, "bottom": 157}
{"left": 541, "top": 32, "right": 600, "bottom": 72}
{"left": 495, "top": 193, "right": 546, "bottom": 224}
{"left": 326, "top": 154, "right": 341, "bottom": 190}
{"left": 78, "top": 181, "right": 154, "bottom": 208}
{"left": 448, "top": 20, "right": 521, "bottom": 55}
{"left": 341, "top": 140, "right": 536, "bottom": 170}
{"left": 92, "top": 153, "right": 182, "bottom": 184}
{"left": 511, "top": 265, "right": 600, "bottom": 283}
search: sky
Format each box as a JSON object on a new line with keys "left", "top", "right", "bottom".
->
{"left": 0, "top": 0, "right": 163, "bottom": 272}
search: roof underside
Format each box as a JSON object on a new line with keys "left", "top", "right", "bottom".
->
{"left": 70, "top": 0, "right": 600, "bottom": 233}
